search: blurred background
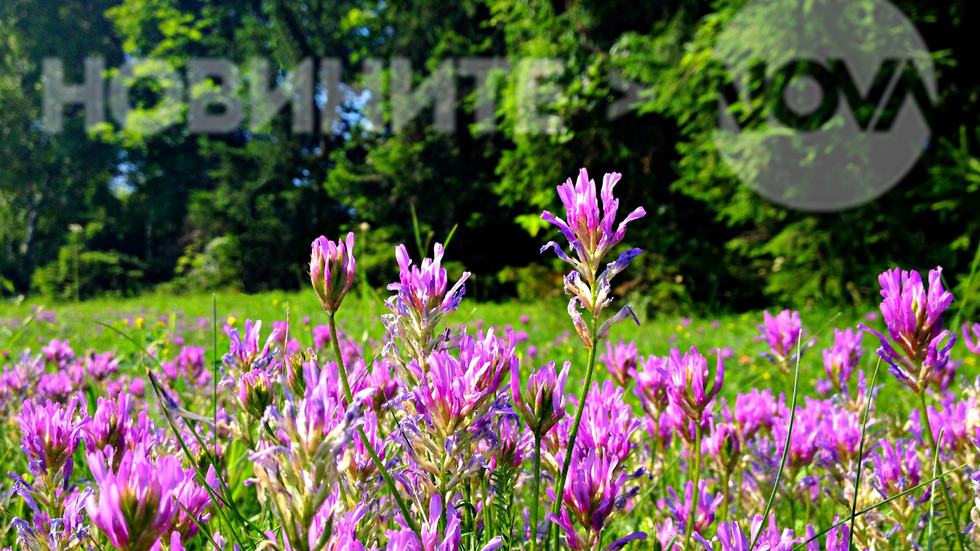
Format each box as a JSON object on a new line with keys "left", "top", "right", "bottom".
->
{"left": 0, "top": 0, "right": 977, "bottom": 316}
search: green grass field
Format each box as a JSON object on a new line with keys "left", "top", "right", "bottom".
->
{"left": 1, "top": 289, "right": 958, "bottom": 420}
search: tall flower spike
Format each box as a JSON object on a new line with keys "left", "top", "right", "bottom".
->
{"left": 859, "top": 267, "right": 955, "bottom": 393}
{"left": 310, "top": 232, "right": 356, "bottom": 314}
{"left": 541, "top": 168, "right": 646, "bottom": 278}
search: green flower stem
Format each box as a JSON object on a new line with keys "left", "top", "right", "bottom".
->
{"left": 684, "top": 422, "right": 702, "bottom": 551}
{"left": 530, "top": 431, "right": 543, "bottom": 551}
{"left": 916, "top": 390, "right": 966, "bottom": 551}
{"left": 551, "top": 314, "right": 601, "bottom": 551}
{"left": 720, "top": 468, "right": 731, "bottom": 524}
{"left": 328, "top": 311, "right": 421, "bottom": 539}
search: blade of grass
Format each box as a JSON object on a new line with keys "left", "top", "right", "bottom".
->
{"left": 410, "top": 201, "right": 425, "bottom": 259}
{"left": 926, "top": 427, "right": 946, "bottom": 551}
{"left": 2, "top": 311, "right": 36, "bottom": 351}
{"left": 848, "top": 357, "right": 881, "bottom": 548}
{"left": 953, "top": 237, "right": 980, "bottom": 329}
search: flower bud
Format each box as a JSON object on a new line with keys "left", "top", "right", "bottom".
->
{"left": 237, "top": 369, "right": 274, "bottom": 418}
{"left": 310, "top": 233, "right": 356, "bottom": 314}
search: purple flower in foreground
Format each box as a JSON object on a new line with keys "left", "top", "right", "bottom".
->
{"left": 511, "top": 360, "right": 570, "bottom": 436}
{"left": 541, "top": 168, "right": 646, "bottom": 276}
{"left": 86, "top": 446, "right": 183, "bottom": 551}
{"left": 663, "top": 347, "right": 724, "bottom": 422}
{"left": 171, "top": 465, "right": 218, "bottom": 540}
{"left": 409, "top": 329, "right": 514, "bottom": 435}
{"left": 693, "top": 518, "right": 754, "bottom": 551}
{"left": 548, "top": 448, "right": 645, "bottom": 550}
{"left": 541, "top": 169, "right": 645, "bottom": 349}
{"left": 16, "top": 396, "right": 89, "bottom": 478}
{"left": 310, "top": 232, "right": 356, "bottom": 314}
{"left": 388, "top": 243, "right": 470, "bottom": 321}
{"left": 860, "top": 267, "right": 954, "bottom": 393}
{"left": 383, "top": 243, "right": 471, "bottom": 362}
{"left": 12, "top": 486, "right": 92, "bottom": 551}
{"left": 803, "top": 518, "right": 850, "bottom": 551}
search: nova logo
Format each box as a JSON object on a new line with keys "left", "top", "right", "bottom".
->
{"left": 722, "top": 58, "right": 933, "bottom": 133}
{"left": 712, "top": 0, "right": 936, "bottom": 211}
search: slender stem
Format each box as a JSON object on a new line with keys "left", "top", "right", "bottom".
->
{"left": 720, "top": 469, "right": 731, "bottom": 524}
{"left": 329, "top": 312, "right": 354, "bottom": 404}
{"left": 916, "top": 391, "right": 966, "bottom": 551}
{"left": 550, "top": 317, "right": 601, "bottom": 549}
{"left": 327, "top": 310, "right": 421, "bottom": 539}
{"left": 684, "top": 422, "right": 702, "bottom": 551}
{"left": 530, "top": 432, "right": 543, "bottom": 551}
{"left": 848, "top": 360, "right": 879, "bottom": 549}
{"left": 735, "top": 467, "right": 745, "bottom": 519}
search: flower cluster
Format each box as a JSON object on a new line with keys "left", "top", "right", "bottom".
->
{"left": 860, "top": 267, "right": 955, "bottom": 393}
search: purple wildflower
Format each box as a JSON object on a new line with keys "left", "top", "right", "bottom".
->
{"left": 602, "top": 340, "right": 639, "bottom": 387}
{"left": 758, "top": 310, "right": 803, "bottom": 372}
{"left": 408, "top": 329, "right": 513, "bottom": 435}
{"left": 15, "top": 396, "right": 90, "bottom": 478}
{"left": 631, "top": 354, "right": 670, "bottom": 418}
{"left": 86, "top": 446, "right": 183, "bottom": 551}
{"left": 310, "top": 232, "right": 356, "bottom": 314}
{"left": 541, "top": 169, "right": 645, "bottom": 348}
{"left": 666, "top": 480, "right": 722, "bottom": 536}
{"left": 733, "top": 388, "right": 778, "bottom": 439}
{"left": 548, "top": 448, "right": 646, "bottom": 550}
{"left": 512, "top": 360, "right": 570, "bottom": 436}
{"left": 822, "top": 328, "right": 863, "bottom": 392}
{"left": 383, "top": 243, "right": 470, "bottom": 362}
{"left": 871, "top": 439, "right": 920, "bottom": 497}
{"left": 859, "top": 267, "right": 955, "bottom": 393}
{"left": 663, "top": 347, "right": 724, "bottom": 422}
{"left": 84, "top": 394, "right": 133, "bottom": 454}
{"left": 222, "top": 319, "right": 280, "bottom": 374}
{"left": 540, "top": 168, "right": 646, "bottom": 276}
{"left": 12, "top": 486, "right": 92, "bottom": 551}
{"left": 386, "top": 495, "right": 503, "bottom": 551}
